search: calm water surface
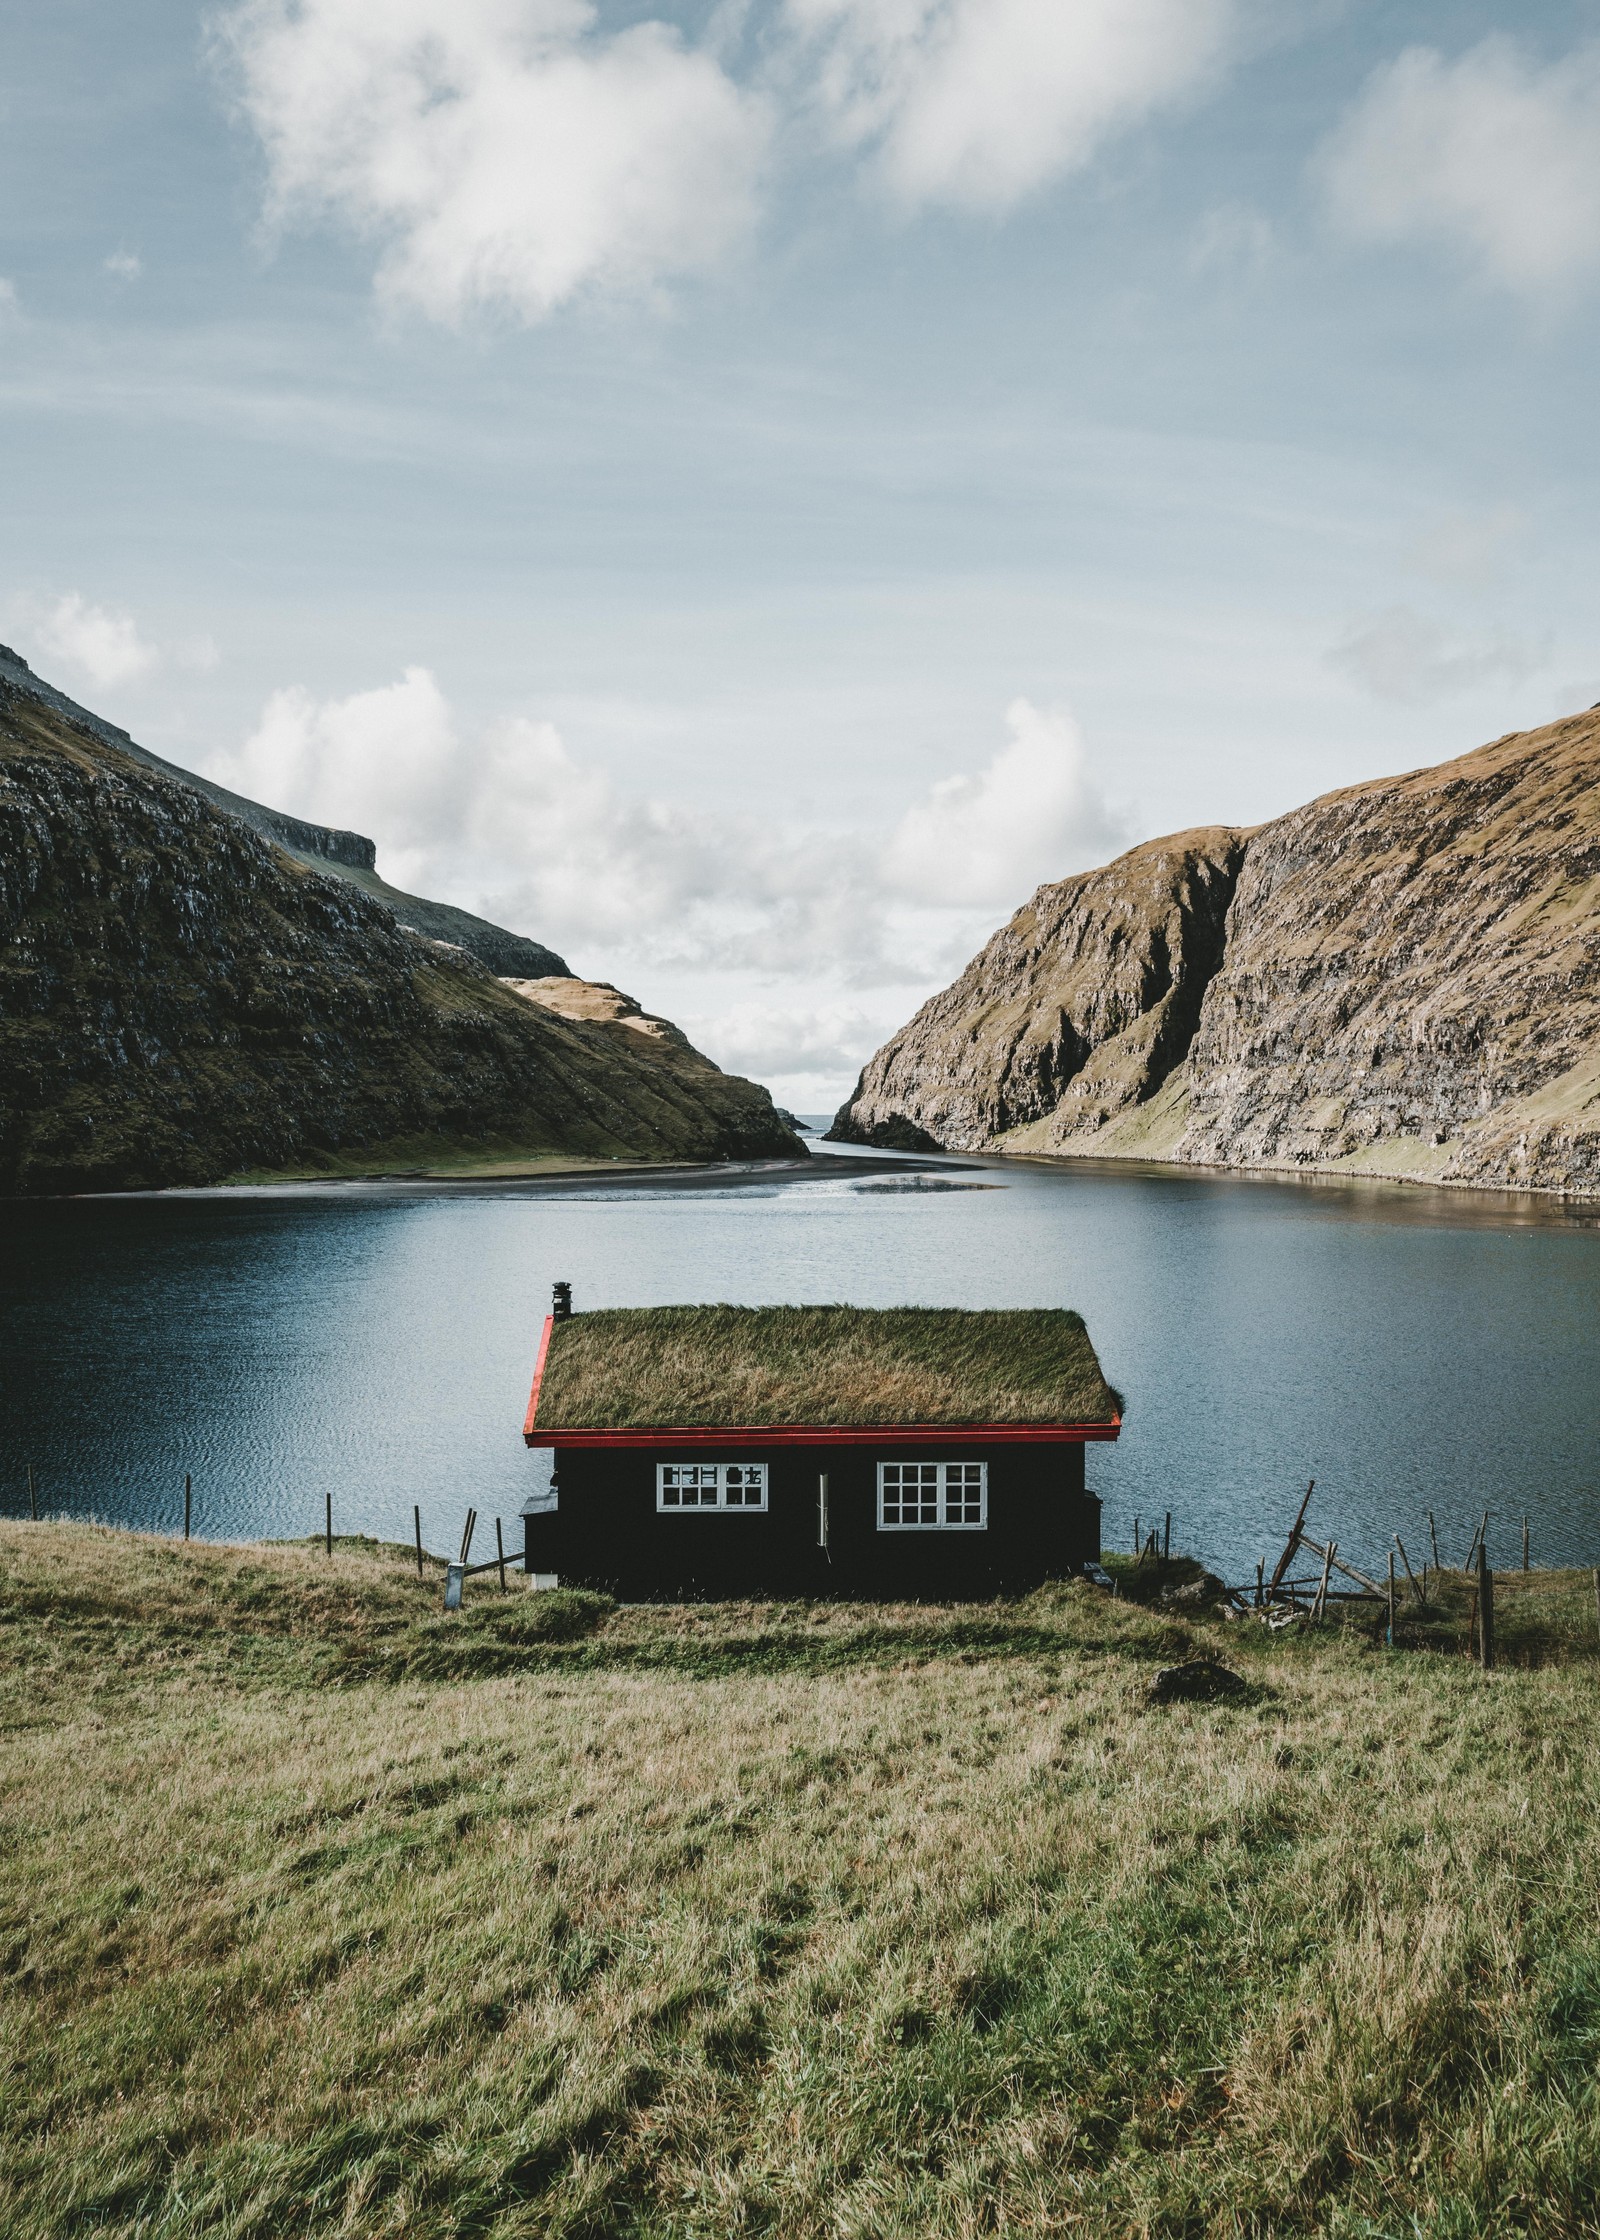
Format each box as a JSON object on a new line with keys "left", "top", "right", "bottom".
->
{"left": 4, "top": 1141, "right": 1599, "bottom": 1584}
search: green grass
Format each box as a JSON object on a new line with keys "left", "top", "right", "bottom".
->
{"left": 535, "top": 1305, "right": 1122, "bottom": 1430}
{"left": 5, "top": 1524, "right": 1600, "bottom": 2236}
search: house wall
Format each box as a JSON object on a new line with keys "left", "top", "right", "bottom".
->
{"left": 523, "top": 1442, "right": 1101, "bottom": 1600}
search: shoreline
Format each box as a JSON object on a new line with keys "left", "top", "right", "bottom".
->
{"left": 830, "top": 1132, "right": 1600, "bottom": 1212}
{"left": 34, "top": 1146, "right": 961, "bottom": 1203}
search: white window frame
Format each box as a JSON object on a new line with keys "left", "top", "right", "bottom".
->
{"left": 877, "top": 1460, "right": 988, "bottom": 1532}
{"left": 657, "top": 1462, "right": 768, "bottom": 1513}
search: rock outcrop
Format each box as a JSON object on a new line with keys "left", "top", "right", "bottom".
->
{"left": 833, "top": 827, "right": 1247, "bottom": 1153}
{"left": 0, "top": 676, "right": 802, "bottom": 1193}
{"left": 833, "top": 705, "right": 1600, "bottom": 1195}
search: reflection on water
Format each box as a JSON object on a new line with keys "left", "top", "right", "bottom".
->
{"left": 3, "top": 1143, "right": 1598, "bottom": 1584}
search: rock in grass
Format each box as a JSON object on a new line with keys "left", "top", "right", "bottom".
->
{"left": 1150, "top": 1659, "right": 1247, "bottom": 1705}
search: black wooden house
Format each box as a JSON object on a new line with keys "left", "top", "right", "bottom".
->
{"left": 521, "top": 1294, "right": 1121, "bottom": 1599}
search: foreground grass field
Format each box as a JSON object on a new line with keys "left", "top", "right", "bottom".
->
{"left": 5, "top": 1524, "right": 1600, "bottom": 2237}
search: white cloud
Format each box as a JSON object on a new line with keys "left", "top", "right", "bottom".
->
{"left": 1403, "top": 505, "right": 1525, "bottom": 591}
{"left": 1326, "top": 606, "right": 1543, "bottom": 706}
{"left": 785, "top": 0, "right": 1241, "bottom": 212}
{"left": 207, "top": 670, "right": 1126, "bottom": 1083}
{"left": 883, "top": 698, "right": 1121, "bottom": 903}
{"left": 30, "top": 594, "right": 160, "bottom": 689}
{"left": 0, "top": 278, "right": 19, "bottom": 318}
{"left": 18, "top": 595, "right": 221, "bottom": 692}
{"left": 216, "top": 0, "right": 769, "bottom": 322}
{"left": 684, "top": 998, "right": 887, "bottom": 1081}
{"left": 1320, "top": 38, "right": 1600, "bottom": 297}
{"left": 103, "top": 250, "right": 143, "bottom": 282}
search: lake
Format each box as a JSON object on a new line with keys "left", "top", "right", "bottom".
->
{"left": 4, "top": 1140, "right": 1599, "bottom": 1586}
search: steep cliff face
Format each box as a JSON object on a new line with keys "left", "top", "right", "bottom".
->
{"left": 0, "top": 644, "right": 570, "bottom": 980}
{"left": 0, "top": 683, "right": 802, "bottom": 1193}
{"left": 832, "top": 827, "right": 1247, "bottom": 1152}
{"left": 1174, "top": 707, "right": 1600, "bottom": 1192}
{"left": 833, "top": 706, "right": 1600, "bottom": 1195}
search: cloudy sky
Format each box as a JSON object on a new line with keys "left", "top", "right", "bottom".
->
{"left": 4, "top": 2, "right": 1599, "bottom": 1109}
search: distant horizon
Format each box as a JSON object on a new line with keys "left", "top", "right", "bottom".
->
{"left": 4, "top": 1, "right": 1598, "bottom": 1105}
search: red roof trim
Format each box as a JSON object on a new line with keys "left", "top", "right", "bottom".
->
{"left": 522, "top": 1315, "right": 555, "bottom": 1439}
{"left": 523, "top": 1419, "right": 1121, "bottom": 1450}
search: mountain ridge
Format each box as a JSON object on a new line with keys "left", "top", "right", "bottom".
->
{"left": 0, "top": 668, "right": 801, "bottom": 1193}
{"left": 832, "top": 705, "right": 1600, "bottom": 1196}
{"left": 0, "top": 645, "right": 569, "bottom": 980}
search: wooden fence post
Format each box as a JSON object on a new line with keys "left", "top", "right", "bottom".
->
{"left": 325, "top": 1489, "right": 333, "bottom": 1559}
{"left": 1313, "top": 1539, "right": 1334, "bottom": 1620}
{"left": 1133, "top": 1514, "right": 1140, "bottom": 1559}
{"left": 1163, "top": 1512, "right": 1172, "bottom": 1559}
{"left": 1387, "top": 1553, "right": 1396, "bottom": 1648}
{"left": 495, "top": 1517, "right": 507, "bottom": 1594}
{"left": 1428, "top": 1511, "right": 1440, "bottom": 1571}
{"left": 1477, "top": 1541, "right": 1495, "bottom": 1671}
{"left": 414, "top": 1505, "right": 424, "bottom": 1580}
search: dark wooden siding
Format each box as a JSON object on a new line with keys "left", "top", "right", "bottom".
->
{"left": 524, "top": 1442, "right": 1099, "bottom": 1600}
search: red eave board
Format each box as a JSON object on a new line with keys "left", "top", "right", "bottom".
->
{"left": 521, "top": 1316, "right": 1121, "bottom": 1449}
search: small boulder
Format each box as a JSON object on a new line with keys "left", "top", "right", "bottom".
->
{"left": 1150, "top": 1659, "right": 1247, "bottom": 1705}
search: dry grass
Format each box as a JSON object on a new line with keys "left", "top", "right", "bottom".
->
{"left": 534, "top": 1307, "right": 1122, "bottom": 1431}
{"left": 5, "top": 1522, "right": 1600, "bottom": 2236}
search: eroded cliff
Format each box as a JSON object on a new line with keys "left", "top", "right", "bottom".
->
{"left": 833, "top": 706, "right": 1600, "bottom": 1195}
{"left": 0, "top": 682, "right": 801, "bottom": 1193}
{"left": 834, "top": 828, "right": 1247, "bottom": 1153}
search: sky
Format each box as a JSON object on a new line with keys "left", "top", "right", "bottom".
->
{"left": 3, "top": 1, "right": 1599, "bottom": 1111}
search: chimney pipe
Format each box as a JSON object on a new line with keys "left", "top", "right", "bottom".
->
{"left": 551, "top": 1281, "right": 572, "bottom": 1321}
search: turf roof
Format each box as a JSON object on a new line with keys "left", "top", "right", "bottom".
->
{"left": 532, "top": 1305, "right": 1122, "bottom": 1431}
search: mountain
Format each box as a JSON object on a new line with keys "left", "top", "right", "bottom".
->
{"left": 0, "top": 645, "right": 568, "bottom": 977}
{"left": 832, "top": 704, "right": 1600, "bottom": 1196}
{"left": 0, "top": 656, "right": 802, "bottom": 1193}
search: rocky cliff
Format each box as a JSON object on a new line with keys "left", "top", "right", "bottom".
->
{"left": 0, "top": 645, "right": 570, "bottom": 979}
{"left": 0, "top": 677, "right": 802, "bottom": 1193}
{"left": 833, "top": 705, "right": 1600, "bottom": 1195}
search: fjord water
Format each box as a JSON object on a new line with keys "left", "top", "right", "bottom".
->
{"left": 4, "top": 1144, "right": 1599, "bottom": 1586}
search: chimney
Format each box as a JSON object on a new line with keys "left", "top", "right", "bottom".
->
{"left": 551, "top": 1281, "right": 572, "bottom": 1321}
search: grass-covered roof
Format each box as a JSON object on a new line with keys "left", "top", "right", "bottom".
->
{"left": 533, "top": 1305, "right": 1121, "bottom": 1431}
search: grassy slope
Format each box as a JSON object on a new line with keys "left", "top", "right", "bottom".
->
{"left": 4, "top": 1525, "right": 1600, "bottom": 2238}
{"left": 537, "top": 1306, "right": 1121, "bottom": 1430}
{"left": 0, "top": 693, "right": 800, "bottom": 1192}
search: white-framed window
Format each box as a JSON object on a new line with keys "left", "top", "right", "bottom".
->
{"left": 877, "top": 1461, "right": 987, "bottom": 1531}
{"left": 657, "top": 1462, "right": 768, "bottom": 1512}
